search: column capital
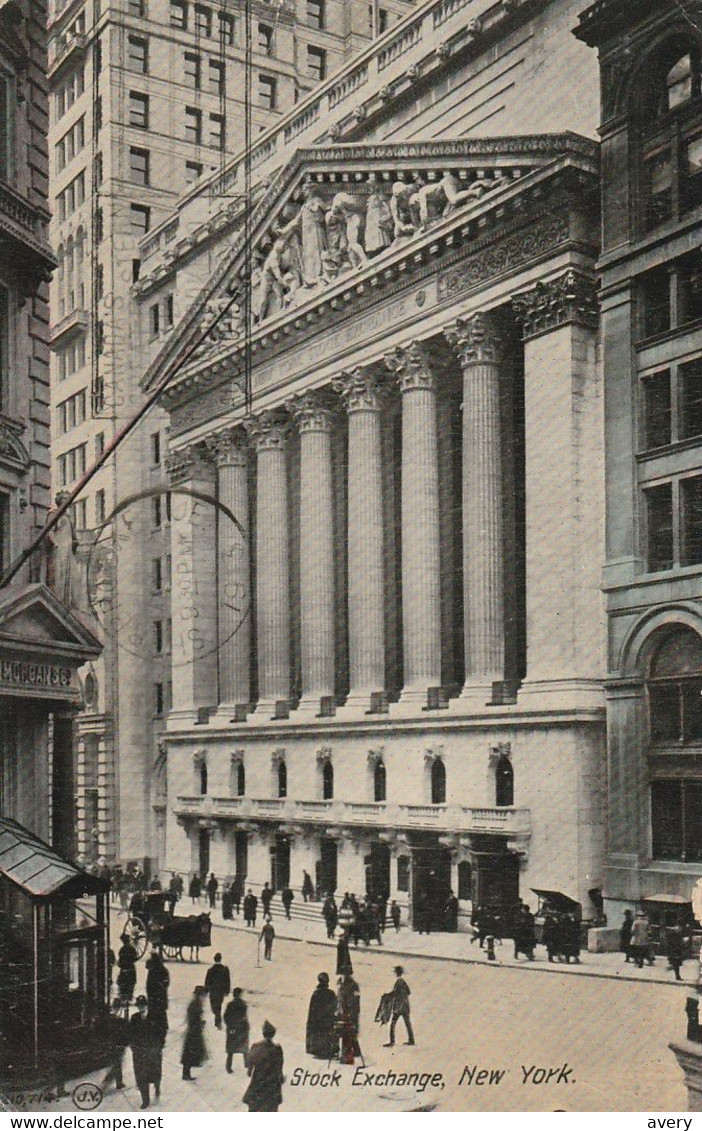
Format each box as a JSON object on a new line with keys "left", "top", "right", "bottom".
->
{"left": 244, "top": 408, "right": 290, "bottom": 452}
{"left": 445, "top": 311, "right": 504, "bottom": 366}
{"left": 384, "top": 341, "right": 436, "bottom": 393}
{"left": 288, "top": 389, "right": 336, "bottom": 434}
{"left": 165, "top": 443, "right": 213, "bottom": 485}
{"left": 511, "top": 269, "right": 599, "bottom": 341}
{"left": 205, "top": 426, "right": 249, "bottom": 468}
{"left": 332, "top": 366, "right": 386, "bottom": 413}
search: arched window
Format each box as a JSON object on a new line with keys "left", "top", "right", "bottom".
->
{"left": 374, "top": 759, "right": 386, "bottom": 802}
{"left": 322, "top": 760, "right": 333, "bottom": 800}
{"left": 237, "top": 760, "right": 245, "bottom": 797}
{"left": 277, "top": 760, "right": 287, "bottom": 799}
{"left": 199, "top": 760, "right": 208, "bottom": 796}
{"left": 495, "top": 755, "right": 514, "bottom": 807}
{"left": 648, "top": 627, "right": 702, "bottom": 862}
{"left": 431, "top": 759, "right": 446, "bottom": 805}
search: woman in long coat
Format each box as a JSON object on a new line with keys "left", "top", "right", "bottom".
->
{"left": 337, "top": 974, "right": 363, "bottom": 1066}
{"left": 224, "top": 987, "right": 249, "bottom": 1073}
{"left": 181, "top": 986, "right": 208, "bottom": 1080}
{"left": 243, "top": 1021, "right": 285, "bottom": 1112}
{"left": 130, "top": 995, "right": 163, "bottom": 1110}
{"left": 305, "top": 973, "right": 337, "bottom": 1059}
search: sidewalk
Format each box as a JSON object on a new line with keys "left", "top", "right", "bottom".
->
{"left": 114, "top": 898, "right": 700, "bottom": 988}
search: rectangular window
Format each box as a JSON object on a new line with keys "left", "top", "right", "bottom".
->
{"left": 194, "top": 5, "right": 211, "bottom": 35}
{"left": 93, "top": 96, "right": 102, "bottom": 135}
{"left": 93, "top": 151, "right": 103, "bottom": 187}
{"left": 95, "top": 432, "right": 105, "bottom": 457}
{"left": 209, "top": 112, "right": 224, "bottom": 150}
{"left": 151, "top": 431, "right": 161, "bottom": 464}
{"left": 149, "top": 302, "right": 160, "bottom": 337}
{"left": 397, "top": 855, "right": 409, "bottom": 892}
{"left": 166, "top": 618, "right": 172, "bottom": 652}
{"left": 129, "top": 146, "right": 150, "bottom": 186}
{"left": 684, "top": 133, "right": 702, "bottom": 213}
{"left": 73, "top": 499, "right": 87, "bottom": 530}
{"left": 165, "top": 491, "right": 171, "bottom": 521}
{"left": 129, "top": 91, "right": 149, "bottom": 128}
{"left": 155, "top": 682, "right": 164, "bottom": 716}
{"left": 185, "top": 160, "right": 202, "bottom": 184}
{"left": 208, "top": 58, "right": 224, "bottom": 93}
{"left": 164, "top": 554, "right": 172, "bottom": 587}
{"left": 185, "top": 106, "right": 202, "bottom": 144}
{"left": 130, "top": 204, "right": 151, "bottom": 232}
{"left": 307, "top": 45, "right": 326, "bottom": 81}
{"left": 643, "top": 370, "right": 671, "bottom": 449}
{"left": 682, "top": 476, "right": 702, "bottom": 566}
{"left": 680, "top": 358, "right": 702, "bottom": 440}
{"left": 218, "top": 12, "right": 234, "bottom": 44}
{"left": 258, "top": 23, "right": 273, "bottom": 53}
{"left": 258, "top": 74, "right": 276, "bottom": 110}
{"left": 641, "top": 266, "right": 671, "bottom": 338}
{"left": 95, "top": 489, "right": 106, "bottom": 525}
{"left": 184, "top": 51, "right": 200, "bottom": 88}
{"left": 95, "top": 207, "right": 104, "bottom": 243}
{"left": 128, "top": 35, "right": 149, "bottom": 73}
{"left": 128, "top": 0, "right": 146, "bottom": 14}
{"left": 679, "top": 253, "right": 702, "bottom": 326}
{"left": 306, "top": 0, "right": 324, "bottom": 28}
{"left": 153, "top": 495, "right": 162, "bottom": 526}
{"left": 644, "top": 147, "right": 674, "bottom": 230}
{"left": 154, "top": 620, "right": 163, "bottom": 653}
{"left": 646, "top": 482, "right": 674, "bottom": 572}
{"left": 95, "top": 262, "right": 104, "bottom": 299}
{"left": 170, "top": 0, "right": 187, "bottom": 28}
{"left": 153, "top": 556, "right": 162, "bottom": 590}
{"left": 96, "top": 320, "right": 105, "bottom": 354}
{"left": 165, "top": 294, "right": 174, "bottom": 327}
{"left": 133, "top": 258, "right": 141, "bottom": 282}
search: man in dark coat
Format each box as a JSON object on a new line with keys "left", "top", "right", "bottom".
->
{"left": 260, "top": 917, "right": 275, "bottom": 961}
{"left": 322, "top": 895, "right": 337, "bottom": 938}
{"left": 204, "top": 952, "right": 231, "bottom": 1029}
{"left": 620, "top": 908, "right": 634, "bottom": 963}
{"left": 181, "top": 986, "right": 208, "bottom": 1080}
{"left": 130, "top": 995, "right": 163, "bottom": 1109}
{"left": 145, "top": 952, "right": 170, "bottom": 1042}
{"left": 445, "top": 890, "right": 459, "bottom": 932}
{"left": 337, "top": 974, "right": 363, "bottom": 1066}
{"left": 244, "top": 1020, "right": 285, "bottom": 1112}
{"left": 167, "top": 876, "right": 179, "bottom": 916}
{"left": 189, "top": 875, "right": 201, "bottom": 905}
{"left": 206, "top": 872, "right": 218, "bottom": 909}
{"left": 386, "top": 966, "right": 415, "bottom": 1047}
{"left": 281, "top": 886, "right": 294, "bottom": 920}
{"left": 667, "top": 924, "right": 685, "bottom": 981}
{"left": 261, "top": 882, "right": 273, "bottom": 918}
{"left": 101, "top": 998, "right": 129, "bottom": 1092}
{"left": 302, "top": 871, "right": 314, "bottom": 903}
{"left": 116, "top": 934, "right": 138, "bottom": 1003}
{"left": 336, "top": 929, "right": 353, "bottom": 976}
{"left": 231, "top": 876, "right": 243, "bottom": 915}
{"left": 224, "top": 987, "right": 249, "bottom": 1073}
{"left": 305, "top": 973, "right": 337, "bottom": 1059}
{"left": 244, "top": 889, "right": 258, "bottom": 927}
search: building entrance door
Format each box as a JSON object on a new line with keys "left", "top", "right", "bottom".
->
{"left": 364, "top": 843, "right": 390, "bottom": 900}
{"left": 318, "top": 838, "right": 337, "bottom": 897}
{"left": 272, "top": 836, "right": 290, "bottom": 890}
{"left": 410, "top": 841, "right": 452, "bottom": 931}
{"left": 235, "top": 831, "right": 248, "bottom": 879}
{"left": 198, "top": 828, "right": 210, "bottom": 878}
{"left": 471, "top": 845, "right": 520, "bottom": 931}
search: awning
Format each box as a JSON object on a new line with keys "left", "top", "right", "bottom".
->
{"left": 530, "top": 888, "right": 581, "bottom": 912}
{"left": 641, "top": 893, "right": 692, "bottom": 906}
{"left": 0, "top": 817, "right": 109, "bottom": 899}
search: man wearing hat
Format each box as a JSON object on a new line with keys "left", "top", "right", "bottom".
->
{"left": 129, "top": 995, "right": 163, "bottom": 1109}
{"left": 224, "top": 987, "right": 250, "bottom": 1073}
{"left": 204, "top": 952, "right": 231, "bottom": 1029}
{"left": 385, "top": 966, "right": 415, "bottom": 1047}
{"left": 244, "top": 1021, "right": 285, "bottom": 1111}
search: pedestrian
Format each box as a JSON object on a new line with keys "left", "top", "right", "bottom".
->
{"left": 231, "top": 876, "right": 243, "bottom": 915}
{"left": 513, "top": 904, "right": 536, "bottom": 961}
{"left": 261, "top": 882, "right": 273, "bottom": 918}
{"left": 189, "top": 874, "right": 201, "bottom": 905}
{"left": 260, "top": 916, "right": 275, "bottom": 960}
{"left": 204, "top": 952, "right": 231, "bottom": 1029}
{"left": 630, "top": 910, "right": 651, "bottom": 969}
{"left": 175, "top": 873, "right": 185, "bottom": 900}
{"left": 337, "top": 973, "right": 364, "bottom": 1066}
{"left": 243, "top": 1020, "right": 285, "bottom": 1112}
{"left": 244, "top": 888, "right": 258, "bottom": 927}
{"left": 620, "top": 909, "right": 634, "bottom": 963}
{"left": 281, "top": 886, "right": 294, "bottom": 920}
{"left": 444, "top": 890, "right": 459, "bottom": 932}
{"left": 206, "top": 872, "right": 218, "bottom": 909}
{"left": 145, "top": 951, "right": 170, "bottom": 1039}
{"left": 390, "top": 900, "right": 401, "bottom": 932}
{"left": 101, "top": 998, "right": 129, "bottom": 1093}
{"left": 224, "top": 987, "right": 250, "bottom": 1074}
{"left": 167, "top": 876, "right": 179, "bottom": 915}
{"left": 385, "top": 965, "right": 415, "bottom": 1047}
{"left": 302, "top": 870, "right": 314, "bottom": 903}
{"left": 322, "top": 894, "right": 338, "bottom": 938}
{"left": 181, "top": 985, "right": 208, "bottom": 1080}
{"left": 377, "top": 892, "right": 388, "bottom": 933}
{"left": 130, "top": 995, "right": 163, "bottom": 1110}
{"left": 116, "top": 933, "right": 138, "bottom": 1004}
{"left": 151, "top": 874, "right": 162, "bottom": 892}
{"left": 336, "top": 928, "right": 353, "bottom": 976}
{"left": 542, "top": 910, "right": 559, "bottom": 962}
{"left": 305, "top": 973, "right": 337, "bottom": 1060}
{"left": 667, "top": 924, "right": 685, "bottom": 981}
{"left": 562, "top": 914, "right": 581, "bottom": 964}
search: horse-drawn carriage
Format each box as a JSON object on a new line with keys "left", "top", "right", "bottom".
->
{"left": 123, "top": 890, "right": 212, "bottom": 961}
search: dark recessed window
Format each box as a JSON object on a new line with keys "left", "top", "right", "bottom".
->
{"left": 218, "top": 12, "right": 234, "bottom": 44}
{"left": 194, "top": 4, "right": 211, "bottom": 35}
{"left": 128, "top": 35, "right": 149, "bottom": 73}
{"left": 646, "top": 483, "right": 674, "bottom": 572}
{"left": 185, "top": 160, "right": 203, "bottom": 184}
{"left": 373, "top": 760, "right": 386, "bottom": 802}
{"left": 307, "top": 45, "right": 326, "bottom": 81}
{"left": 679, "top": 252, "right": 702, "bottom": 325}
{"left": 185, "top": 106, "right": 202, "bottom": 144}
{"left": 258, "top": 23, "right": 273, "bottom": 54}
{"left": 431, "top": 759, "right": 446, "bottom": 804}
{"left": 129, "top": 90, "right": 149, "bottom": 127}
{"left": 208, "top": 59, "right": 224, "bottom": 94}
{"left": 170, "top": 0, "right": 187, "bottom": 28}
{"left": 129, "top": 146, "right": 149, "bottom": 185}
{"left": 682, "top": 475, "right": 702, "bottom": 565}
{"left": 680, "top": 359, "right": 702, "bottom": 440}
{"left": 130, "top": 203, "right": 151, "bottom": 232}
{"left": 643, "top": 370, "right": 672, "bottom": 449}
{"left": 258, "top": 74, "right": 276, "bottom": 110}
{"left": 641, "top": 266, "right": 671, "bottom": 338}
{"left": 277, "top": 761, "right": 287, "bottom": 798}
{"left": 322, "top": 760, "right": 333, "bottom": 800}
{"left": 184, "top": 51, "right": 200, "bottom": 88}
{"left": 495, "top": 755, "right": 514, "bottom": 807}
{"left": 306, "top": 0, "right": 324, "bottom": 29}
{"left": 209, "top": 112, "right": 224, "bottom": 150}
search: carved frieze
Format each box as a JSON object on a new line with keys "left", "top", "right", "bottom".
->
{"left": 511, "top": 269, "right": 599, "bottom": 340}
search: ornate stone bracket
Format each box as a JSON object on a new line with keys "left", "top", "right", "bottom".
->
{"left": 423, "top": 745, "right": 444, "bottom": 767}
{"left": 367, "top": 746, "right": 385, "bottom": 767}
{"left": 488, "top": 741, "right": 512, "bottom": 765}
{"left": 511, "top": 269, "right": 598, "bottom": 341}
{"left": 316, "top": 745, "right": 333, "bottom": 764}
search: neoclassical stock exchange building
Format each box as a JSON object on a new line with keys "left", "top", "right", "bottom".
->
{"left": 127, "top": 0, "right": 669, "bottom": 928}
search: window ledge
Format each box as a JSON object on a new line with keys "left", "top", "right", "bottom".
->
{"left": 636, "top": 316, "right": 702, "bottom": 353}
{"left": 636, "top": 432, "right": 702, "bottom": 461}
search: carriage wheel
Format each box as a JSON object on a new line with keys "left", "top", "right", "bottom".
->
{"left": 161, "top": 944, "right": 182, "bottom": 961}
{"left": 124, "top": 916, "right": 148, "bottom": 959}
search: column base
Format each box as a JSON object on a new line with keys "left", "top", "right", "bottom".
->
{"left": 517, "top": 679, "right": 605, "bottom": 712}
{"left": 212, "top": 702, "right": 250, "bottom": 724}
{"left": 335, "top": 691, "right": 386, "bottom": 720}
{"left": 452, "top": 682, "right": 501, "bottom": 710}
{"left": 250, "top": 698, "right": 293, "bottom": 721}
{"left": 295, "top": 695, "right": 336, "bottom": 719}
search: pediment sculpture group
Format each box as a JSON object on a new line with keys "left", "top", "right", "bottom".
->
{"left": 252, "top": 167, "right": 512, "bottom": 323}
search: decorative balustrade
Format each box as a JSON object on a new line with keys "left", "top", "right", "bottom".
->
{"left": 284, "top": 104, "right": 320, "bottom": 143}
{"left": 328, "top": 65, "right": 369, "bottom": 109}
{"left": 377, "top": 22, "right": 423, "bottom": 71}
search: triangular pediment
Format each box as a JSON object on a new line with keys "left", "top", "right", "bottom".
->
{"left": 0, "top": 583, "right": 102, "bottom": 658}
{"left": 141, "top": 134, "right": 597, "bottom": 397}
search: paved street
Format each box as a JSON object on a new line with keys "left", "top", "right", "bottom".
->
{"left": 45, "top": 914, "right": 691, "bottom": 1113}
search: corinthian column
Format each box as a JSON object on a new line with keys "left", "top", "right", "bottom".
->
{"left": 206, "top": 428, "right": 251, "bottom": 714}
{"left": 385, "top": 342, "right": 441, "bottom": 704}
{"left": 246, "top": 410, "right": 291, "bottom": 715}
{"left": 289, "top": 391, "right": 336, "bottom": 711}
{"left": 445, "top": 312, "right": 505, "bottom": 704}
{"left": 333, "top": 367, "right": 386, "bottom": 710}
{"left": 166, "top": 444, "right": 218, "bottom": 717}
